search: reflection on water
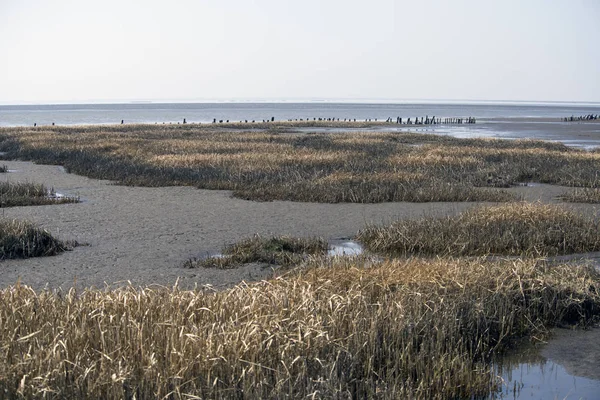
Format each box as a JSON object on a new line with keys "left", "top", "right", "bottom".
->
{"left": 296, "top": 122, "right": 600, "bottom": 150}
{"left": 491, "top": 330, "right": 600, "bottom": 400}
{"left": 494, "top": 359, "right": 600, "bottom": 399}
{"left": 327, "top": 240, "right": 364, "bottom": 256}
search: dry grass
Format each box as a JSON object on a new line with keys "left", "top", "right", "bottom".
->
{"left": 0, "top": 219, "right": 74, "bottom": 259}
{"left": 561, "top": 188, "right": 600, "bottom": 203}
{"left": 358, "top": 202, "right": 600, "bottom": 257}
{"left": 2, "top": 124, "right": 598, "bottom": 203}
{"left": 0, "top": 257, "right": 598, "bottom": 399}
{"left": 185, "top": 235, "right": 327, "bottom": 269}
{"left": 0, "top": 181, "right": 79, "bottom": 208}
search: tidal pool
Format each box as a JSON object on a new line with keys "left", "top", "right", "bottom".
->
{"left": 327, "top": 240, "right": 364, "bottom": 257}
{"left": 491, "top": 327, "right": 600, "bottom": 399}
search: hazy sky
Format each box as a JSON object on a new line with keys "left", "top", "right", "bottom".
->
{"left": 1, "top": 0, "right": 598, "bottom": 104}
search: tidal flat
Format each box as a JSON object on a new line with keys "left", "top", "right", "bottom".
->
{"left": 0, "top": 123, "right": 599, "bottom": 398}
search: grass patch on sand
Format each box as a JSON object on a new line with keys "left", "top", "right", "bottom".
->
{"left": 0, "top": 258, "right": 598, "bottom": 398}
{"left": 0, "top": 181, "right": 79, "bottom": 208}
{"left": 561, "top": 187, "right": 600, "bottom": 204}
{"left": 0, "top": 219, "right": 74, "bottom": 259}
{"left": 185, "top": 235, "right": 328, "bottom": 269}
{"left": 2, "top": 123, "right": 598, "bottom": 203}
{"left": 358, "top": 202, "right": 600, "bottom": 257}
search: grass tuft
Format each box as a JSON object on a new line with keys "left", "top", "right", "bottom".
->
{"left": 0, "top": 181, "right": 79, "bottom": 207}
{"left": 560, "top": 187, "right": 600, "bottom": 203}
{"left": 358, "top": 202, "right": 600, "bottom": 257}
{"left": 185, "top": 235, "right": 328, "bottom": 268}
{"left": 0, "top": 219, "right": 75, "bottom": 259}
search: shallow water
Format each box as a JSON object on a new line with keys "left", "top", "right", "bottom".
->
{"left": 296, "top": 120, "right": 600, "bottom": 149}
{"left": 327, "top": 240, "right": 364, "bottom": 256}
{"left": 1, "top": 102, "right": 598, "bottom": 127}
{"left": 494, "top": 359, "right": 600, "bottom": 399}
{"left": 491, "top": 328, "right": 600, "bottom": 399}
{"left": 202, "top": 240, "right": 365, "bottom": 261}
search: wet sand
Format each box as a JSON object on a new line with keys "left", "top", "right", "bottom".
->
{"left": 541, "top": 326, "right": 600, "bottom": 381}
{"left": 1, "top": 160, "right": 597, "bottom": 291}
{"left": 293, "top": 119, "right": 600, "bottom": 150}
{"left": 0, "top": 161, "right": 472, "bottom": 290}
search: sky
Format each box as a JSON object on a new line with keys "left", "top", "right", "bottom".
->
{"left": 0, "top": 0, "right": 599, "bottom": 105}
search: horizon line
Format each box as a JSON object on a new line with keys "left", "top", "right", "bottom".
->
{"left": 1, "top": 98, "right": 600, "bottom": 107}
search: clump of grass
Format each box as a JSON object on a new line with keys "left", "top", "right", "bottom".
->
{"left": 186, "top": 235, "right": 328, "bottom": 268}
{"left": 358, "top": 202, "right": 600, "bottom": 257}
{"left": 560, "top": 187, "right": 600, "bottom": 203}
{"left": 0, "top": 181, "right": 79, "bottom": 207}
{"left": 0, "top": 124, "right": 598, "bottom": 203}
{"left": 0, "top": 258, "right": 598, "bottom": 398}
{"left": 0, "top": 165, "right": 8, "bottom": 173}
{"left": 0, "top": 219, "right": 74, "bottom": 259}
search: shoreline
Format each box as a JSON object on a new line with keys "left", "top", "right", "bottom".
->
{"left": 3, "top": 119, "right": 599, "bottom": 150}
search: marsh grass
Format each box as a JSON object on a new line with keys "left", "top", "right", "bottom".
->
{"left": 1, "top": 124, "right": 597, "bottom": 203}
{"left": 0, "top": 219, "right": 74, "bottom": 259}
{"left": 0, "top": 165, "right": 8, "bottom": 173}
{"left": 185, "top": 235, "right": 328, "bottom": 269}
{"left": 0, "top": 181, "right": 79, "bottom": 208}
{"left": 0, "top": 258, "right": 598, "bottom": 399}
{"left": 561, "top": 188, "right": 600, "bottom": 203}
{"left": 358, "top": 202, "right": 600, "bottom": 257}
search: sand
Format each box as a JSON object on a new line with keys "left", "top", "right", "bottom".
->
{"left": 0, "top": 161, "right": 477, "bottom": 290}
{"left": 2, "top": 159, "right": 595, "bottom": 291}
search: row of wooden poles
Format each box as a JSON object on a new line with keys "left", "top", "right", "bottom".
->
{"left": 563, "top": 114, "right": 598, "bottom": 122}
{"left": 207, "top": 116, "right": 477, "bottom": 124}
{"left": 31, "top": 116, "right": 477, "bottom": 126}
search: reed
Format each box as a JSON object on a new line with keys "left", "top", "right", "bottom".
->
{"left": 0, "top": 218, "right": 73, "bottom": 259}
{"left": 358, "top": 202, "right": 600, "bottom": 257}
{"left": 0, "top": 124, "right": 598, "bottom": 203}
{"left": 0, "top": 181, "right": 79, "bottom": 208}
{"left": 0, "top": 257, "right": 598, "bottom": 399}
{"left": 185, "top": 235, "right": 327, "bottom": 269}
{"left": 561, "top": 188, "right": 600, "bottom": 203}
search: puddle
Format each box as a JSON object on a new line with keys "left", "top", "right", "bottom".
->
{"left": 45, "top": 191, "right": 85, "bottom": 203}
{"left": 491, "top": 328, "right": 600, "bottom": 399}
{"left": 493, "top": 358, "right": 600, "bottom": 399}
{"left": 199, "top": 240, "right": 365, "bottom": 262}
{"left": 515, "top": 182, "right": 539, "bottom": 187}
{"left": 327, "top": 240, "right": 364, "bottom": 257}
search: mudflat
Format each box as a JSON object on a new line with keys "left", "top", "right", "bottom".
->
{"left": 2, "top": 159, "right": 595, "bottom": 291}
{"left": 2, "top": 158, "right": 597, "bottom": 291}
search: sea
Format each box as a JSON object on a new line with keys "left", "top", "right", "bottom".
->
{"left": 1, "top": 101, "right": 600, "bottom": 148}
